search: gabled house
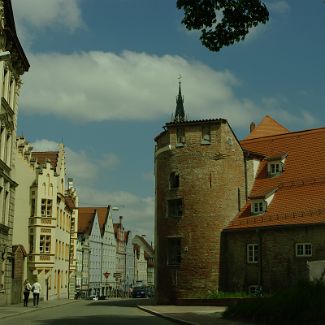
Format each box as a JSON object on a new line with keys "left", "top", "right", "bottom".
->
{"left": 221, "top": 117, "right": 325, "bottom": 294}
{"left": 78, "top": 208, "right": 102, "bottom": 297}
{"left": 0, "top": 0, "right": 29, "bottom": 305}
{"left": 113, "top": 216, "right": 127, "bottom": 293}
{"left": 125, "top": 231, "right": 134, "bottom": 290}
{"left": 98, "top": 206, "right": 116, "bottom": 296}
{"left": 132, "top": 235, "right": 154, "bottom": 286}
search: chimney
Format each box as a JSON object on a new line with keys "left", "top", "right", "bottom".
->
{"left": 119, "top": 215, "right": 123, "bottom": 225}
{"left": 250, "top": 122, "right": 256, "bottom": 133}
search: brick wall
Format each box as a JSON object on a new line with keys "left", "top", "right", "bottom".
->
{"left": 155, "top": 120, "right": 246, "bottom": 303}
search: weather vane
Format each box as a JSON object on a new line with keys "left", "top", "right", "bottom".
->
{"left": 178, "top": 74, "right": 182, "bottom": 84}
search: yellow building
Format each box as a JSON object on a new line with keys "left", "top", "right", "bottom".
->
{"left": 13, "top": 139, "right": 78, "bottom": 301}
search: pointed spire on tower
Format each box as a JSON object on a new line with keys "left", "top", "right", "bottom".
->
{"left": 174, "top": 75, "right": 185, "bottom": 123}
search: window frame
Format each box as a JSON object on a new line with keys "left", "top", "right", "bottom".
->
{"left": 296, "top": 243, "right": 312, "bottom": 257}
{"left": 169, "top": 172, "right": 180, "bottom": 189}
{"left": 167, "top": 237, "right": 181, "bottom": 266}
{"left": 247, "top": 243, "right": 259, "bottom": 264}
{"left": 251, "top": 199, "right": 266, "bottom": 215}
{"left": 201, "top": 125, "right": 211, "bottom": 144}
{"left": 167, "top": 198, "right": 183, "bottom": 218}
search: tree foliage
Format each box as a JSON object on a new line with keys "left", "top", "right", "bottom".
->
{"left": 177, "top": 0, "right": 269, "bottom": 52}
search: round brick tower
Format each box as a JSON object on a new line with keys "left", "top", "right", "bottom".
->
{"left": 154, "top": 82, "right": 246, "bottom": 303}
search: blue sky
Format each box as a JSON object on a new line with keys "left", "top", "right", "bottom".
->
{"left": 11, "top": 0, "right": 325, "bottom": 244}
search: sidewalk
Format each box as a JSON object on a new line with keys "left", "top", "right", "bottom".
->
{"left": 0, "top": 298, "right": 76, "bottom": 320}
{"left": 138, "top": 305, "right": 249, "bottom": 325}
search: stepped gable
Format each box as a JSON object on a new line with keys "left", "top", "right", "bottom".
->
{"left": 226, "top": 126, "right": 325, "bottom": 230}
{"left": 78, "top": 207, "right": 96, "bottom": 234}
{"left": 31, "top": 151, "right": 59, "bottom": 169}
{"left": 244, "top": 115, "right": 289, "bottom": 140}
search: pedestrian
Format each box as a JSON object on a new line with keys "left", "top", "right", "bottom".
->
{"left": 31, "top": 279, "right": 41, "bottom": 306}
{"left": 23, "top": 279, "right": 32, "bottom": 307}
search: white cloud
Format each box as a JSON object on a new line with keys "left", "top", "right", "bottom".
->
{"left": 12, "top": 0, "right": 83, "bottom": 30}
{"left": 20, "top": 51, "right": 315, "bottom": 131}
{"left": 31, "top": 139, "right": 154, "bottom": 242}
{"left": 78, "top": 187, "right": 155, "bottom": 243}
{"left": 31, "top": 139, "right": 98, "bottom": 182}
{"left": 12, "top": 0, "right": 83, "bottom": 47}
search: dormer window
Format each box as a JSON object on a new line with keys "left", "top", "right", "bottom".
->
{"left": 201, "top": 125, "right": 211, "bottom": 144}
{"left": 251, "top": 199, "right": 266, "bottom": 215}
{"left": 176, "top": 127, "right": 185, "bottom": 146}
{"left": 266, "top": 153, "right": 287, "bottom": 177}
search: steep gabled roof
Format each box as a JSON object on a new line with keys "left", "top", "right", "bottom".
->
{"left": 78, "top": 206, "right": 109, "bottom": 236}
{"left": 226, "top": 126, "right": 325, "bottom": 230}
{"left": 244, "top": 115, "right": 289, "bottom": 140}
{"left": 78, "top": 208, "right": 95, "bottom": 234}
{"left": 31, "top": 152, "right": 59, "bottom": 169}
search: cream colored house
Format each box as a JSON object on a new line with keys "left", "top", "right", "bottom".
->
{"left": 13, "top": 139, "right": 78, "bottom": 301}
{"left": 0, "top": 0, "right": 29, "bottom": 305}
{"left": 132, "top": 235, "right": 155, "bottom": 286}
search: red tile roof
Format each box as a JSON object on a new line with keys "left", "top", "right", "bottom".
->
{"left": 226, "top": 125, "right": 325, "bottom": 230}
{"left": 78, "top": 206, "right": 110, "bottom": 235}
{"left": 244, "top": 115, "right": 289, "bottom": 140}
{"left": 32, "top": 151, "right": 59, "bottom": 169}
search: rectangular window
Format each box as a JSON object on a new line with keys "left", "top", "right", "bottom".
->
{"left": 296, "top": 243, "right": 312, "bottom": 257}
{"left": 167, "top": 237, "right": 181, "bottom": 266}
{"left": 40, "top": 235, "right": 51, "bottom": 253}
{"left": 201, "top": 125, "right": 211, "bottom": 143}
{"left": 268, "top": 161, "right": 283, "bottom": 176}
{"left": 252, "top": 200, "right": 265, "bottom": 215}
{"left": 176, "top": 128, "right": 185, "bottom": 145}
{"left": 41, "top": 199, "right": 52, "bottom": 217}
{"left": 247, "top": 244, "right": 259, "bottom": 263}
{"left": 169, "top": 172, "right": 179, "bottom": 189}
{"left": 168, "top": 198, "right": 183, "bottom": 218}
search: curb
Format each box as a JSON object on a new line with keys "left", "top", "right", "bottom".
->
{"left": 137, "top": 305, "right": 197, "bottom": 325}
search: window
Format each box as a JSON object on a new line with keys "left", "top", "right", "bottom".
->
{"left": 201, "top": 125, "right": 211, "bottom": 144}
{"left": 40, "top": 235, "right": 51, "bottom": 253}
{"left": 167, "top": 237, "right": 181, "bottom": 266}
{"left": 41, "top": 199, "right": 52, "bottom": 217}
{"left": 168, "top": 198, "right": 183, "bottom": 218}
{"left": 176, "top": 128, "right": 185, "bottom": 146}
{"left": 169, "top": 172, "right": 179, "bottom": 189}
{"left": 268, "top": 162, "right": 282, "bottom": 176}
{"left": 247, "top": 244, "right": 259, "bottom": 263}
{"left": 296, "top": 243, "right": 312, "bottom": 257}
{"left": 251, "top": 200, "right": 266, "bottom": 215}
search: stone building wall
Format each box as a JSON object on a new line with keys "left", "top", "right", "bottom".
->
{"left": 221, "top": 225, "right": 325, "bottom": 293}
{"left": 155, "top": 119, "right": 246, "bottom": 303}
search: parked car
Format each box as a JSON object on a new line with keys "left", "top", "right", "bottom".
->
{"left": 132, "top": 286, "right": 147, "bottom": 298}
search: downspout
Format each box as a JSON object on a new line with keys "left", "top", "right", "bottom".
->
{"left": 244, "top": 152, "right": 248, "bottom": 200}
{"left": 257, "top": 229, "right": 263, "bottom": 289}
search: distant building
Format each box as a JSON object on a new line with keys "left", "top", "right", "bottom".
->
{"left": 132, "top": 235, "right": 154, "bottom": 286}
{"left": 78, "top": 206, "right": 116, "bottom": 297}
{"left": 0, "top": 0, "right": 29, "bottom": 305}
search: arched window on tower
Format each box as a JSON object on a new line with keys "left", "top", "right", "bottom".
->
{"left": 169, "top": 172, "right": 179, "bottom": 189}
